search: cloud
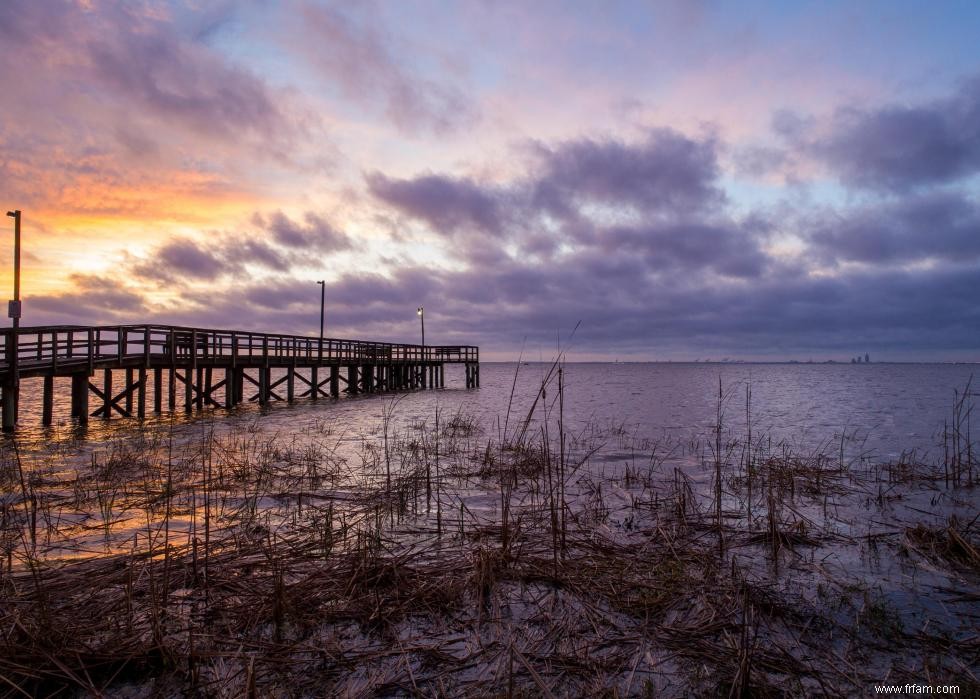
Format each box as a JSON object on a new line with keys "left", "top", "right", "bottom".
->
{"left": 604, "top": 221, "right": 769, "bottom": 279}
{"left": 223, "top": 239, "right": 291, "bottom": 273}
{"left": 0, "top": 0, "right": 315, "bottom": 219}
{"left": 254, "top": 211, "right": 352, "bottom": 251}
{"left": 83, "top": 138, "right": 974, "bottom": 358}
{"left": 23, "top": 245, "right": 980, "bottom": 360}
{"left": 366, "top": 173, "right": 505, "bottom": 236}
{"left": 350, "top": 122, "right": 980, "bottom": 358}
{"left": 808, "top": 191, "right": 980, "bottom": 266}
{"left": 294, "top": 2, "right": 477, "bottom": 135}
{"left": 131, "top": 210, "right": 352, "bottom": 285}
{"left": 144, "top": 238, "right": 229, "bottom": 282}
{"left": 243, "top": 280, "right": 322, "bottom": 311}
{"left": 416, "top": 254, "right": 980, "bottom": 358}
{"left": 1, "top": 0, "right": 299, "bottom": 145}
{"left": 367, "top": 127, "right": 730, "bottom": 267}
{"left": 5, "top": 1, "right": 977, "bottom": 362}
{"left": 86, "top": 17, "right": 286, "bottom": 143}
{"left": 530, "top": 129, "right": 724, "bottom": 215}
{"left": 771, "top": 109, "right": 815, "bottom": 141}
{"left": 815, "top": 76, "right": 980, "bottom": 191}
{"left": 29, "top": 274, "right": 148, "bottom": 326}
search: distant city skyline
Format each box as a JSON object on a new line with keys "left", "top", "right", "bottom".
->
{"left": 2, "top": 1, "right": 979, "bottom": 361}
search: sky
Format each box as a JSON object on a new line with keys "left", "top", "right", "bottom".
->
{"left": 1, "top": 0, "right": 979, "bottom": 361}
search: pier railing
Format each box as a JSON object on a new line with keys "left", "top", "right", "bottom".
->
{"left": 0, "top": 324, "right": 479, "bottom": 376}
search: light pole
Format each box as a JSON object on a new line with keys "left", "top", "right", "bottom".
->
{"left": 6, "top": 211, "right": 20, "bottom": 329}
{"left": 317, "top": 280, "right": 325, "bottom": 357}
{"left": 417, "top": 306, "right": 425, "bottom": 358}
{"left": 3, "top": 210, "right": 21, "bottom": 431}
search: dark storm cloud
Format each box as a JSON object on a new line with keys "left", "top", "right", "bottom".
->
{"left": 69, "top": 275, "right": 149, "bottom": 313}
{"left": 733, "top": 145, "right": 790, "bottom": 178}
{"left": 412, "top": 253, "right": 980, "bottom": 357}
{"left": 295, "top": 3, "right": 476, "bottom": 135}
{"left": 709, "top": 265, "right": 980, "bottom": 354}
{"left": 809, "top": 191, "right": 980, "bottom": 266}
{"left": 816, "top": 76, "right": 980, "bottom": 191}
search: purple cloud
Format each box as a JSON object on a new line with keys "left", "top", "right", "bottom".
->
{"left": 367, "top": 128, "right": 729, "bottom": 268}
{"left": 816, "top": 76, "right": 980, "bottom": 191}
{"left": 131, "top": 210, "right": 352, "bottom": 286}
{"left": 255, "top": 211, "right": 353, "bottom": 251}
{"left": 367, "top": 173, "right": 505, "bottom": 236}
{"left": 242, "top": 280, "right": 321, "bottom": 311}
{"left": 224, "top": 240, "right": 291, "bottom": 272}
{"left": 29, "top": 274, "right": 148, "bottom": 326}
{"left": 152, "top": 238, "right": 228, "bottom": 281}
{"left": 531, "top": 129, "right": 724, "bottom": 215}
{"left": 88, "top": 29, "right": 283, "bottom": 142}
{"left": 22, "top": 248, "right": 980, "bottom": 360}
{"left": 808, "top": 191, "right": 980, "bottom": 266}
{"left": 604, "top": 222, "right": 769, "bottom": 279}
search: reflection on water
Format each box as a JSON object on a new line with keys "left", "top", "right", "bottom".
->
{"left": 10, "top": 361, "right": 977, "bottom": 461}
{"left": 7, "top": 361, "right": 975, "bottom": 568}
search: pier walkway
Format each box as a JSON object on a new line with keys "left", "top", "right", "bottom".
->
{"left": 0, "top": 324, "right": 479, "bottom": 430}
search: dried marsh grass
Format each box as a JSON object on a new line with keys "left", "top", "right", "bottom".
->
{"left": 0, "top": 373, "right": 978, "bottom": 697}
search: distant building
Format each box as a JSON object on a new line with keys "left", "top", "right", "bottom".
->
{"left": 865, "top": 353, "right": 870, "bottom": 363}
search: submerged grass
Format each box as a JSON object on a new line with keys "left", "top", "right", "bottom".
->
{"left": 0, "top": 372, "right": 978, "bottom": 697}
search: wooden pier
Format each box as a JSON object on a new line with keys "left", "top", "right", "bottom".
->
{"left": 0, "top": 324, "right": 480, "bottom": 431}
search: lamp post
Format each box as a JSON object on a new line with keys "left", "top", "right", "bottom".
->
{"left": 3, "top": 210, "right": 21, "bottom": 431}
{"left": 417, "top": 306, "right": 425, "bottom": 359}
{"left": 317, "top": 280, "right": 325, "bottom": 358}
{"left": 6, "top": 210, "right": 20, "bottom": 330}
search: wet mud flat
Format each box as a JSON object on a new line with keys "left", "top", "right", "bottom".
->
{"left": 1, "top": 376, "right": 977, "bottom": 697}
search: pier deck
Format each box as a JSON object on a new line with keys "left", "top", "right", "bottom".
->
{"left": 0, "top": 324, "right": 480, "bottom": 430}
